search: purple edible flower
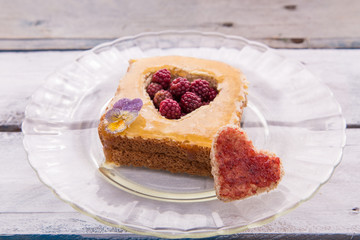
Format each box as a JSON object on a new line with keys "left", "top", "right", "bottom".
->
{"left": 104, "top": 98, "right": 143, "bottom": 133}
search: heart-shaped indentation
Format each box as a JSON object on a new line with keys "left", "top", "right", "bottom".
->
{"left": 211, "top": 125, "right": 283, "bottom": 202}
{"left": 145, "top": 68, "right": 219, "bottom": 119}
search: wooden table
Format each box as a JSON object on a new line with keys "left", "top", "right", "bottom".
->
{"left": 1, "top": 1, "right": 359, "bottom": 239}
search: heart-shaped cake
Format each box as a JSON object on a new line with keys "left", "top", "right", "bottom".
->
{"left": 210, "top": 125, "right": 283, "bottom": 201}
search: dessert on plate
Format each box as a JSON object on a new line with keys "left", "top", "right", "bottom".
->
{"left": 98, "top": 55, "right": 248, "bottom": 176}
{"left": 98, "top": 55, "right": 283, "bottom": 201}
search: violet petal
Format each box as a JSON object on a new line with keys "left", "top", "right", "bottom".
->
{"left": 113, "top": 98, "right": 132, "bottom": 110}
{"left": 113, "top": 98, "right": 143, "bottom": 111}
{"left": 126, "top": 98, "right": 143, "bottom": 111}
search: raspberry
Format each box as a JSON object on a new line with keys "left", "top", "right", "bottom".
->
{"left": 153, "top": 90, "right": 173, "bottom": 108}
{"left": 208, "top": 87, "right": 218, "bottom": 101}
{"left": 169, "top": 77, "right": 190, "bottom": 98}
{"left": 190, "top": 79, "right": 210, "bottom": 101}
{"left": 180, "top": 92, "right": 202, "bottom": 113}
{"left": 159, "top": 99, "right": 182, "bottom": 119}
{"left": 201, "top": 101, "right": 210, "bottom": 106}
{"left": 146, "top": 82, "right": 163, "bottom": 99}
{"left": 152, "top": 69, "right": 171, "bottom": 89}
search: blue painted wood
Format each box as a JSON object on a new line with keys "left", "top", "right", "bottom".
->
{"left": 1, "top": 234, "right": 360, "bottom": 240}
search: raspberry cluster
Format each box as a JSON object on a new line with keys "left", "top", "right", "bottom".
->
{"left": 146, "top": 68, "right": 218, "bottom": 119}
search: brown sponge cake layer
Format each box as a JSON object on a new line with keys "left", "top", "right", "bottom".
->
{"left": 101, "top": 134, "right": 211, "bottom": 163}
{"left": 104, "top": 142, "right": 212, "bottom": 176}
{"left": 100, "top": 133, "right": 212, "bottom": 176}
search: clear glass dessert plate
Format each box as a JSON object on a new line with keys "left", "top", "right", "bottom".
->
{"left": 22, "top": 31, "right": 346, "bottom": 238}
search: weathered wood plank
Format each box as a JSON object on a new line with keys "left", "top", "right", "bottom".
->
{"left": 0, "top": 0, "right": 359, "bottom": 50}
{"left": 0, "top": 130, "right": 358, "bottom": 234}
{"left": 0, "top": 212, "right": 126, "bottom": 235}
{"left": 0, "top": 51, "right": 79, "bottom": 130}
{"left": 280, "top": 49, "right": 360, "bottom": 127}
{"left": 0, "top": 50, "right": 358, "bottom": 128}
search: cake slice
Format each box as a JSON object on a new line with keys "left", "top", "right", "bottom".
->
{"left": 210, "top": 125, "right": 283, "bottom": 201}
{"left": 98, "top": 56, "right": 248, "bottom": 176}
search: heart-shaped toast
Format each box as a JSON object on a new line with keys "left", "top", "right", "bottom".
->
{"left": 210, "top": 125, "right": 283, "bottom": 202}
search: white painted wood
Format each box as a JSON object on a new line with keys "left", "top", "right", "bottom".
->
{"left": 279, "top": 49, "right": 360, "bottom": 126}
{"left": 0, "top": 51, "right": 80, "bottom": 127}
{"left": 0, "top": 130, "right": 358, "bottom": 234}
{"left": 0, "top": 50, "right": 359, "bottom": 126}
{"left": 0, "top": 0, "right": 359, "bottom": 49}
{"left": 1, "top": 213, "right": 125, "bottom": 234}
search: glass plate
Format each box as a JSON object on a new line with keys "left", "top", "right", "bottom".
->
{"left": 22, "top": 31, "right": 346, "bottom": 238}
